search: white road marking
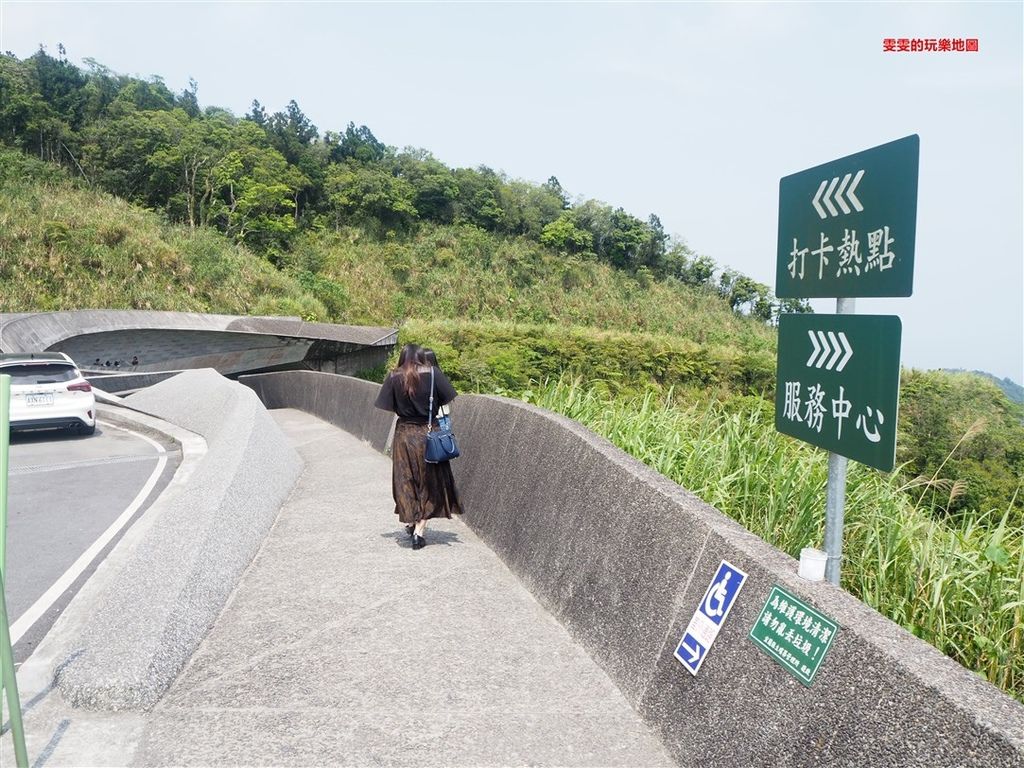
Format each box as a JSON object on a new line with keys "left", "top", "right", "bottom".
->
{"left": 9, "top": 420, "right": 168, "bottom": 644}
{"left": 11, "top": 454, "right": 162, "bottom": 475}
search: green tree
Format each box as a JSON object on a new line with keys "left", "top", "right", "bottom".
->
{"left": 325, "top": 160, "right": 417, "bottom": 233}
{"left": 108, "top": 76, "right": 176, "bottom": 113}
{"left": 0, "top": 54, "right": 46, "bottom": 149}
{"left": 82, "top": 105, "right": 181, "bottom": 203}
{"left": 776, "top": 297, "right": 813, "bottom": 317}
{"left": 752, "top": 292, "right": 775, "bottom": 323}
{"left": 390, "top": 149, "right": 459, "bottom": 224}
{"left": 679, "top": 253, "right": 720, "bottom": 286}
{"left": 540, "top": 212, "right": 593, "bottom": 255}
{"left": 542, "top": 175, "right": 569, "bottom": 209}
{"left": 497, "top": 179, "right": 565, "bottom": 238}
{"left": 607, "top": 208, "right": 648, "bottom": 270}
{"left": 147, "top": 111, "right": 234, "bottom": 227}
{"left": 572, "top": 200, "right": 614, "bottom": 257}
{"left": 0, "top": 50, "right": 88, "bottom": 168}
{"left": 80, "top": 58, "right": 126, "bottom": 123}
{"left": 206, "top": 122, "right": 307, "bottom": 254}
{"left": 453, "top": 166, "right": 504, "bottom": 229}
{"left": 245, "top": 99, "right": 269, "bottom": 127}
{"left": 329, "top": 122, "right": 386, "bottom": 164}
{"left": 639, "top": 214, "right": 668, "bottom": 274}
{"left": 179, "top": 78, "right": 201, "bottom": 119}
{"left": 266, "top": 100, "right": 318, "bottom": 164}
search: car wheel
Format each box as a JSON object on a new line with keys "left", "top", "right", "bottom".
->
{"left": 78, "top": 422, "right": 96, "bottom": 436}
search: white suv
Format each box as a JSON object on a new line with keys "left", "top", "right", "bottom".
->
{"left": 0, "top": 353, "right": 97, "bottom": 435}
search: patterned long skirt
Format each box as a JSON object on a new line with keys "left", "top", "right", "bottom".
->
{"left": 391, "top": 421, "right": 464, "bottom": 524}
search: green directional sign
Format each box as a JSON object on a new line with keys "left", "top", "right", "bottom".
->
{"left": 776, "top": 313, "right": 901, "bottom": 471}
{"left": 749, "top": 585, "right": 839, "bottom": 687}
{"left": 777, "top": 135, "right": 919, "bottom": 298}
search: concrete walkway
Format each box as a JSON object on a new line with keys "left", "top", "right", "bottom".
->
{"left": 121, "top": 409, "right": 670, "bottom": 766}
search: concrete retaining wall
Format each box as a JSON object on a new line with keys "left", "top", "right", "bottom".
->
{"left": 241, "top": 369, "right": 395, "bottom": 454}
{"left": 54, "top": 369, "right": 303, "bottom": 711}
{"left": 241, "top": 370, "right": 1024, "bottom": 767}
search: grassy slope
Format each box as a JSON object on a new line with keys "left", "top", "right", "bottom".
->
{"left": 0, "top": 153, "right": 326, "bottom": 318}
{"left": 287, "top": 225, "right": 777, "bottom": 348}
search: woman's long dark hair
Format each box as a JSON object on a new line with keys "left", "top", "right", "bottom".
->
{"left": 395, "top": 343, "right": 425, "bottom": 397}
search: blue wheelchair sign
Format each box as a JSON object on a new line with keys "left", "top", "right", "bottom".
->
{"left": 674, "top": 560, "right": 748, "bottom": 676}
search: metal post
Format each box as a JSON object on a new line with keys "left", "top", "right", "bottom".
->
{"left": 0, "top": 572, "right": 29, "bottom": 767}
{"left": 0, "top": 375, "right": 8, "bottom": 575}
{"left": 824, "top": 299, "right": 855, "bottom": 585}
{"left": 0, "top": 374, "right": 28, "bottom": 767}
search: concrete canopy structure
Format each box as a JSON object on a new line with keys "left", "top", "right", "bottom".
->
{"left": 0, "top": 310, "right": 397, "bottom": 380}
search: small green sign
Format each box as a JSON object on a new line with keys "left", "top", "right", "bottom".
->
{"left": 749, "top": 585, "right": 839, "bottom": 687}
{"left": 776, "top": 135, "right": 919, "bottom": 298}
{"left": 776, "top": 313, "right": 901, "bottom": 471}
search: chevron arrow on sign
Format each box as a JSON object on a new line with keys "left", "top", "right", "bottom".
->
{"left": 811, "top": 170, "right": 864, "bottom": 219}
{"left": 680, "top": 637, "right": 701, "bottom": 665}
{"left": 806, "top": 330, "right": 853, "bottom": 371}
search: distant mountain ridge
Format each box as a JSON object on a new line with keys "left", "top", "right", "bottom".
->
{"left": 944, "top": 369, "right": 1024, "bottom": 405}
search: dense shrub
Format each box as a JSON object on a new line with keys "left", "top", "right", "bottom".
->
{"left": 398, "top": 319, "right": 775, "bottom": 398}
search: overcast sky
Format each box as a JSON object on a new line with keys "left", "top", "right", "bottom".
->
{"left": 2, "top": 1, "right": 1021, "bottom": 383}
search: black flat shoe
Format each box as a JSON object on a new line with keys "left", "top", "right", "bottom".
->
{"left": 405, "top": 524, "right": 414, "bottom": 538}
{"left": 412, "top": 534, "right": 426, "bottom": 550}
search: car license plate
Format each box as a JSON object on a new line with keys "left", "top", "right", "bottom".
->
{"left": 26, "top": 393, "right": 54, "bottom": 406}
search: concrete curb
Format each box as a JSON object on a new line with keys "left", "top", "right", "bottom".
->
{"left": 240, "top": 370, "right": 1024, "bottom": 768}
{"left": 14, "top": 404, "right": 206, "bottom": 704}
{"left": 49, "top": 369, "right": 303, "bottom": 711}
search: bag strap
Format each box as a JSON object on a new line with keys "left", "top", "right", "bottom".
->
{"left": 427, "top": 366, "right": 435, "bottom": 429}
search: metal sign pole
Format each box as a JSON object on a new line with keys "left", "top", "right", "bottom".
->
{"left": 824, "top": 298, "right": 854, "bottom": 585}
{"left": 0, "top": 374, "right": 8, "bottom": 575}
{"left": 777, "top": 136, "right": 917, "bottom": 587}
{"left": 0, "top": 373, "right": 29, "bottom": 767}
{"left": 1, "top": 570, "right": 29, "bottom": 767}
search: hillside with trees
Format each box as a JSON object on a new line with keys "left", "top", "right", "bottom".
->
{"left": 0, "top": 46, "right": 802, "bottom": 321}
{"left": 946, "top": 370, "right": 1024, "bottom": 406}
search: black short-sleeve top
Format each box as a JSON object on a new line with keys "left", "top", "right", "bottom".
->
{"left": 374, "top": 366, "right": 457, "bottom": 424}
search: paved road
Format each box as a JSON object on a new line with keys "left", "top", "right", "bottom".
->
{"left": 11, "top": 408, "right": 671, "bottom": 766}
{"left": 4, "top": 414, "right": 181, "bottom": 662}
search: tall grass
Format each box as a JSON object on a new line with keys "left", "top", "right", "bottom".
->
{"left": 528, "top": 378, "right": 1024, "bottom": 702}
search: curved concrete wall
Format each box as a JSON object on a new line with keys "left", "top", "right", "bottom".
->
{"left": 54, "top": 369, "right": 303, "bottom": 711}
{"left": 86, "top": 370, "right": 183, "bottom": 393}
{"left": 0, "top": 310, "right": 397, "bottom": 377}
{"left": 0, "top": 310, "right": 397, "bottom": 351}
{"left": 241, "top": 370, "right": 1024, "bottom": 767}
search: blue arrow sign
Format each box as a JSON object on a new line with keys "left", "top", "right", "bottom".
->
{"left": 675, "top": 560, "right": 748, "bottom": 676}
{"left": 675, "top": 634, "right": 706, "bottom": 670}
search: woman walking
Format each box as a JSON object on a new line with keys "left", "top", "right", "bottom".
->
{"left": 375, "top": 344, "right": 463, "bottom": 549}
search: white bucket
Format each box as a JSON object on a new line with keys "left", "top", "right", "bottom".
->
{"left": 798, "top": 547, "right": 828, "bottom": 581}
